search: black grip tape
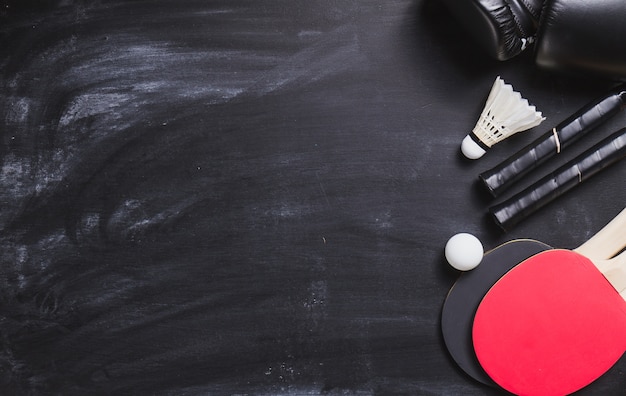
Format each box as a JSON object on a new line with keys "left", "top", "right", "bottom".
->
{"left": 489, "top": 127, "right": 626, "bottom": 231}
{"left": 479, "top": 85, "right": 626, "bottom": 197}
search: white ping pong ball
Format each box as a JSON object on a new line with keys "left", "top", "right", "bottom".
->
{"left": 445, "top": 233, "right": 484, "bottom": 271}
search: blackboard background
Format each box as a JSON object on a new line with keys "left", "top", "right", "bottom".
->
{"left": 1, "top": 1, "right": 625, "bottom": 395}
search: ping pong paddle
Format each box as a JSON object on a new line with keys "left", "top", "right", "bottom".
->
{"left": 473, "top": 210, "right": 626, "bottom": 395}
{"left": 441, "top": 207, "right": 626, "bottom": 386}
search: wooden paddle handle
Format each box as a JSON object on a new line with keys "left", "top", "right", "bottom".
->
{"left": 480, "top": 85, "right": 626, "bottom": 197}
{"left": 490, "top": 127, "right": 626, "bottom": 231}
{"left": 595, "top": 250, "right": 626, "bottom": 300}
{"left": 576, "top": 207, "right": 626, "bottom": 259}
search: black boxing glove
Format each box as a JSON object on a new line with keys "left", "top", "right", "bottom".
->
{"left": 441, "top": 0, "right": 544, "bottom": 61}
{"left": 535, "top": 0, "right": 626, "bottom": 80}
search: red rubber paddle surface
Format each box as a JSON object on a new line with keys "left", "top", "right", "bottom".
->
{"left": 473, "top": 250, "right": 626, "bottom": 396}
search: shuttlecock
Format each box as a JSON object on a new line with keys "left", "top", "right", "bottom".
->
{"left": 461, "top": 76, "right": 545, "bottom": 159}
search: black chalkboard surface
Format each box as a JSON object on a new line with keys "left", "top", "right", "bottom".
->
{"left": 1, "top": 1, "right": 624, "bottom": 395}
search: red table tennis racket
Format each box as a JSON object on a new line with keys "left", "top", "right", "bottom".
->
{"left": 473, "top": 212, "right": 626, "bottom": 395}
{"left": 441, "top": 207, "right": 626, "bottom": 386}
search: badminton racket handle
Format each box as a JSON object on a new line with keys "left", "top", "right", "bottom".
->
{"left": 490, "top": 127, "right": 626, "bottom": 231}
{"left": 480, "top": 85, "right": 626, "bottom": 197}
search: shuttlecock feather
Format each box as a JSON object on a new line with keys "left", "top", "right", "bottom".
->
{"left": 461, "top": 76, "right": 545, "bottom": 159}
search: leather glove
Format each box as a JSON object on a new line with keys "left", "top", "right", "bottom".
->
{"left": 441, "top": 0, "right": 544, "bottom": 61}
{"left": 442, "top": 0, "right": 626, "bottom": 80}
{"left": 535, "top": 0, "right": 626, "bottom": 80}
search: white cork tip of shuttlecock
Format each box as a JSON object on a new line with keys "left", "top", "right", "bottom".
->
{"left": 461, "top": 135, "right": 486, "bottom": 159}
